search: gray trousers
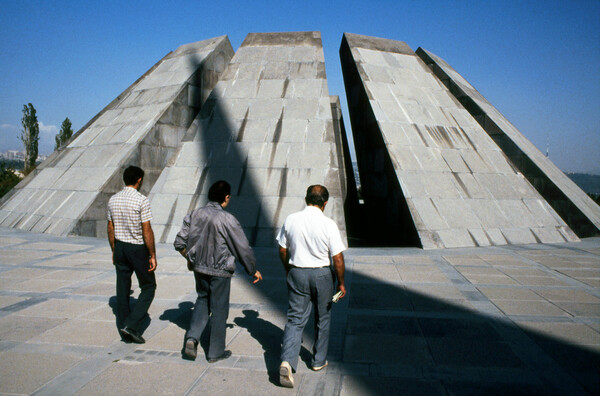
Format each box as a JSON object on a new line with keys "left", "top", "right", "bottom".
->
{"left": 186, "top": 272, "right": 231, "bottom": 359}
{"left": 280, "top": 266, "right": 334, "bottom": 370}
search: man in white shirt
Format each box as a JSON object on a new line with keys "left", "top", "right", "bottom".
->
{"left": 276, "top": 185, "right": 346, "bottom": 388}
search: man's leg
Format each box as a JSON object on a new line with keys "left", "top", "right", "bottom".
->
{"left": 113, "top": 241, "right": 133, "bottom": 330}
{"left": 280, "top": 267, "right": 312, "bottom": 371}
{"left": 311, "top": 268, "right": 334, "bottom": 368}
{"left": 206, "top": 276, "right": 231, "bottom": 359}
{"left": 186, "top": 272, "right": 210, "bottom": 343}
{"left": 124, "top": 243, "right": 156, "bottom": 332}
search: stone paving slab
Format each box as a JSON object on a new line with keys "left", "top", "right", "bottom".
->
{"left": 0, "top": 226, "right": 598, "bottom": 395}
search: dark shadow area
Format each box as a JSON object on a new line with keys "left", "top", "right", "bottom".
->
{"left": 159, "top": 301, "right": 193, "bottom": 330}
{"left": 331, "top": 96, "right": 366, "bottom": 247}
{"left": 183, "top": 49, "right": 275, "bottom": 247}
{"left": 344, "top": 265, "right": 599, "bottom": 395}
{"left": 234, "top": 309, "right": 312, "bottom": 385}
{"left": 339, "top": 34, "right": 422, "bottom": 248}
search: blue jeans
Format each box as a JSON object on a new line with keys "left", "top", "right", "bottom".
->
{"left": 280, "top": 267, "right": 334, "bottom": 370}
{"left": 186, "top": 272, "right": 231, "bottom": 359}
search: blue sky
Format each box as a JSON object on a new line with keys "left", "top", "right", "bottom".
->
{"left": 1, "top": 0, "right": 598, "bottom": 173}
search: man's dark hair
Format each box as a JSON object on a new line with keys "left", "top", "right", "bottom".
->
{"left": 305, "top": 185, "right": 329, "bottom": 207}
{"left": 208, "top": 180, "right": 231, "bottom": 203}
{"left": 123, "top": 166, "right": 144, "bottom": 186}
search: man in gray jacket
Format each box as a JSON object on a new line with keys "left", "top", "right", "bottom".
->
{"left": 174, "top": 180, "right": 262, "bottom": 362}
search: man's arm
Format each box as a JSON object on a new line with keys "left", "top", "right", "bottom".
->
{"left": 332, "top": 252, "right": 346, "bottom": 299}
{"left": 225, "top": 217, "right": 262, "bottom": 283}
{"left": 107, "top": 220, "right": 116, "bottom": 263}
{"left": 142, "top": 221, "right": 157, "bottom": 272}
{"left": 173, "top": 213, "right": 192, "bottom": 269}
{"left": 107, "top": 220, "right": 115, "bottom": 252}
{"left": 279, "top": 246, "right": 291, "bottom": 276}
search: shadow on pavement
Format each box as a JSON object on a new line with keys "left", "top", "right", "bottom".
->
{"left": 234, "top": 309, "right": 311, "bottom": 385}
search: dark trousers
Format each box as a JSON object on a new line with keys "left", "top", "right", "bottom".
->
{"left": 186, "top": 272, "right": 231, "bottom": 359}
{"left": 114, "top": 240, "right": 156, "bottom": 333}
{"left": 280, "top": 266, "right": 334, "bottom": 370}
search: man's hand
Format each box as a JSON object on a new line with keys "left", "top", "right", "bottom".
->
{"left": 148, "top": 256, "right": 157, "bottom": 272}
{"left": 336, "top": 283, "right": 346, "bottom": 299}
{"left": 252, "top": 270, "right": 263, "bottom": 284}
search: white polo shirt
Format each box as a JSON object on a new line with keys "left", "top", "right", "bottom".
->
{"left": 276, "top": 206, "right": 346, "bottom": 268}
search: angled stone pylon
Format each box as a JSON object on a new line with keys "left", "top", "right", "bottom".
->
{"left": 340, "top": 33, "right": 579, "bottom": 248}
{"left": 0, "top": 36, "right": 233, "bottom": 237}
{"left": 416, "top": 48, "right": 600, "bottom": 237}
{"left": 149, "top": 32, "right": 348, "bottom": 246}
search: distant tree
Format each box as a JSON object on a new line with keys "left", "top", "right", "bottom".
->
{"left": 54, "top": 117, "right": 73, "bottom": 150}
{"left": 20, "top": 103, "right": 39, "bottom": 175}
{"left": 0, "top": 164, "right": 21, "bottom": 199}
{"left": 0, "top": 158, "right": 24, "bottom": 170}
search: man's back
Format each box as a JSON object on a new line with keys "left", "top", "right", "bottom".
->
{"left": 278, "top": 206, "right": 345, "bottom": 268}
{"left": 174, "top": 201, "right": 255, "bottom": 277}
{"left": 108, "top": 186, "right": 151, "bottom": 244}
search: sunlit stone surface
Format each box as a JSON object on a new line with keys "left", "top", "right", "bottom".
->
{"left": 340, "top": 33, "right": 579, "bottom": 248}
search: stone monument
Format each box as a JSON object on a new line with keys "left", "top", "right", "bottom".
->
{"left": 340, "top": 33, "right": 580, "bottom": 248}
{"left": 0, "top": 36, "right": 233, "bottom": 236}
{"left": 148, "top": 32, "right": 348, "bottom": 245}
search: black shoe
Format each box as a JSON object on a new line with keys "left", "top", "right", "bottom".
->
{"left": 184, "top": 338, "right": 197, "bottom": 359}
{"left": 207, "top": 350, "right": 232, "bottom": 363}
{"left": 119, "top": 327, "right": 145, "bottom": 344}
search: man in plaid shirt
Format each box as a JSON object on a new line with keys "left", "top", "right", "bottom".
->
{"left": 107, "top": 165, "right": 157, "bottom": 344}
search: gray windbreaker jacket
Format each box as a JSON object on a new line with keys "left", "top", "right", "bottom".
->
{"left": 173, "top": 201, "right": 256, "bottom": 277}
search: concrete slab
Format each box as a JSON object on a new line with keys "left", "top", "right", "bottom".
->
{"left": 75, "top": 361, "right": 201, "bottom": 395}
{"left": 0, "top": 315, "right": 66, "bottom": 342}
{"left": 0, "top": 351, "right": 81, "bottom": 394}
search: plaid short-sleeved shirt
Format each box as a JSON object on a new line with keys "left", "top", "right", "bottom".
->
{"left": 107, "top": 187, "right": 152, "bottom": 245}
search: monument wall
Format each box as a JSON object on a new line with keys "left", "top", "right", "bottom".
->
{"left": 416, "top": 48, "right": 600, "bottom": 237}
{"left": 340, "top": 33, "right": 578, "bottom": 248}
{"left": 0, "top": 36, "right": 233, "bottom": 237}
{"left": 148, "top": 32, "right": 348, "bottom": 246}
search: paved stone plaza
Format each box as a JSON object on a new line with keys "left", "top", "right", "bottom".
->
{"left": 0, "top": 227, "right": 598, "bottom": 395}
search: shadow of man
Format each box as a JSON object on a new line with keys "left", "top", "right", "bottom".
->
{"left": 159, "top": 301, "right": 194, "bottom": 330}
{"left": 234, "top": 309, "right": 311, "bottom": 385}
{"left": 159, "top": 300, "right": 236, "bottom": 360}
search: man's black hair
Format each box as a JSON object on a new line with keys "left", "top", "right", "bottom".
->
{"left": 123, "top": 166, "right": 144, "bottom": 186}
{"left": 208, "top": 180, "right": 231, "bottom": 203}
{"left": 305, "top": 185, "right": 329, "bottom": 207}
